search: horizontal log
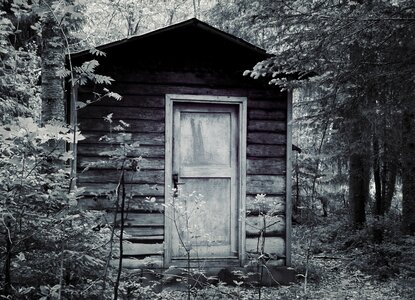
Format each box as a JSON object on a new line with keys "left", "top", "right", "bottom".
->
{"left": 247, "top": 132, "right": 286, "bottom": 145}
{"left": 247, "top": 145, "right": 285, "bottom": 158}
{"left": 244, "top": 257, "right": 285, "bottom": 267}
{"left": 78, "top": 170, "right": 164, "bottom": 184}
{"left": 123, "top": 242, "right": 164, "bottom": 256}
{"left": 246, "top": 237, "right": 285, "bottom": 257}
{"left": 112, "top": 70, "right": 259, "bottom": 87}
{"left": 112, "top": 212, "right": 164, "bottom": 226}
{"left": 124, "top": 227, "right": 164, "bottom": 237}
{"left": 170, "top": 258, "right": 242, "bottom": 268}
{"left": 125, "top": 236, "right": 164, "bottom": 242}
{"left": 78, "top": 94, "right": 165, "bottom": 108}
{"left": 248, "top": 120, "right": 286, "bottom": 132}
{"left": 245, "top": 215, "right": 285, "bottom": 237}
{"left": 248, "top": 109, "right": 286, "bottom": 120}
{"left": 78, "top": 157, "right": 164, "bottom": 171}
{"left": 246, "top": 175, "right": 286, "bottom": 194}
{"left": 78, "top": 144, "right": 164, "bottom": 158}
{"left": 78, "top": 106, "right": 164, "bottom": 120}
{"left": 79, "top": 119, "right": 164, "bottom": 133}
{"left": 247, "top": 98, "right": 286, "bottom": 110}
{"left": 246, "top": 195, "right": 285, "bottom": 215}
{"left": 81, "top": 132, "right": 165, "bottom": 145}
{"left": 111, "top": 256, "right": 163, "bottom": 269}
{"left": 79, "top": 90, "right": 286, "bottom": 111}
{"left": 79, "top": 183, "right": 164, "bottom": 197}
{"left": 78, "top": 196, "right": 164, "bottom": 212}
{"left": 247, "top": 158, "right": 285, "bottom": 175}
{"left": 98, "top": 83, "right": 280, "bottom": 98}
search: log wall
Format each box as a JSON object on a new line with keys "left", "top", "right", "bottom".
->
{"left": 76, "top": 69, "right": 287, "bottom": 269}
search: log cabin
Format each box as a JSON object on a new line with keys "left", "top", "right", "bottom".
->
{"left": 69, "top": 18, "right": 294, "bottom": 284}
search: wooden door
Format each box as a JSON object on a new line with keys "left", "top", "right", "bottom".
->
{"left": 170, "top": 103, "right": 239, "bottom": 260}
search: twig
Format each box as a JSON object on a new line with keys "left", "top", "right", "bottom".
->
{"left": 114, "top": 168, "right": 126, "bottom": 300}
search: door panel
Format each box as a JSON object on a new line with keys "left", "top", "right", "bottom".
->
{"left": 172, "top": 178, "right": 231, "bottom": 257}
{"left": 180, "top": 112, "right": 231, "bottom": 166}
{"left": 171, "top": 103, "right": 239, "bottom": 259}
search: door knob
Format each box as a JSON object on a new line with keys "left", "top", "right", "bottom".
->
{"left": 172, "top": 173, "right": 185, "bottom": 191}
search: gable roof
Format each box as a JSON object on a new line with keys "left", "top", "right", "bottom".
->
{"left": 71, "top": 18, "right": 268, "bottom": 59}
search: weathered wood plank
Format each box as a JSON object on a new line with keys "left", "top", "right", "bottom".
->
{"left": 125, "top": 236, "right": 164, "bottom": 242}
{"left": 248, "top": 120, "right": 286, "bottom": 132}
{"left": 247, "top": 132, "right": 286, "bottom": 145}
{"left": 81, "top": 132, "right": 165, "bottom": 145}
{"left": 247, "top": 158, "right": 285, "bottom": 175}
{"left": 245, "top": 215, "right": 285, "bottom": 237}
{"left": 78, "top": 144, "right": 164, "bottom": 158}
{"left": 170, "top": 258, "right": 242, "bottom": 268}
{"left": 86, "top": 83, "right": 280, "bottom": 98}
{"left": 112, "top": 212, "right": 164, "bottom": 226}
{"left": 123, "top": 242, "right": 164, "bottom": 256}
{"left": 248, "top": 98, "right": 286, "bottom": 110}
{"left": 78, "top": 170, "right": 164, "bottom": 184}
{"left": 113, "top": 70, "right": 257, "bottom": 87}
{"left": 78, "top": 94, "right": 165, "bottom": 108}
{"left": 78, "top": 106, "right": 164, "bottom": 120}
{"left": 247, "top": 145, "right": 285, "bottom": 158}
{"left": 79, "top": 196, "right": 164, "bottom": 212}
{"left": 246, "top": 175, "right": 286, "bottom": 194}
{"left": 248, "top": 109, "right": 286, "bottom": 120}
{"left": 79, "top": 119, "right": 164, "bottom": 133}
{"left": 112, "top": 256, "right": 163, "bottom": 269}
{"left": 124, "top": 227, "right": 164, "bottom": 237}
{"left": 246, "top": 195, "right": 285, "bottom": 215}
{"left": 78, "top": 157, "right": 164, "bottom": 170}
{"left": 246, "top": 237, "right": 285, "bottom": 256}
{"left": 79, "top": 183, "right": 164, "bottom": 196}
{"left": 111, "top": 255, "right": 163, "bottom": 269}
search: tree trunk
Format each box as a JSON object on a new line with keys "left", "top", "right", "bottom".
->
{"left": 382, "top": 161, "right": 397, "bottom": 213}
{"left": 41, "top": 2, "right": 65, "bottom": 125}
{"left": 381, "top": 128, "right": 398, "bottom": 214}
{"left": 349, "top": 152, "right": 369, "bottom": 228}
{"left": 348, "top": 117, "right": 370, "bottom": 229}
{"left": 401, "top": 110, "right": 415, "bottom": 235}
{"left": 373, "top": 134, "right": 383, "bottom": 216}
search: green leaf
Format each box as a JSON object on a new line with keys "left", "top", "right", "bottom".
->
{"left": 89, "top": 48, "right": 106, "bottom": 57}
{"left": 76, "top": 101, "right": 87, "bottom": 109}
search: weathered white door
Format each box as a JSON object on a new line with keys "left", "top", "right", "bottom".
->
{"left": 170, "top": 102, "right": 239, "bottom": 260}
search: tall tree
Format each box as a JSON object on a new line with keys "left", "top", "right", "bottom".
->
{"left": 401, "top": 107, "right": 415, "bottom": 235}
{"left": 79, "top": 0, "right": 214, "bottom": 47}
{"left": 209, "top": 0, "right": 415, "bottom": 230}
{"left": 40, "top": 0, "right": 66, "bottom": 124}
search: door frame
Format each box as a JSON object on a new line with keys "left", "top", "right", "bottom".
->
{"left": 164, "top": 94, "right": 247, "bottom": 267}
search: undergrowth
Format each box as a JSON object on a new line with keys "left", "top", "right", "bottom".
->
{"left": 115, "top": 212, "right": 415, "bottom": 299}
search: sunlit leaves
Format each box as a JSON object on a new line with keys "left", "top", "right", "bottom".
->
{"left": 89, "top": 48, "right": 106, "bottom": 57}
{"left": 73, "top": 59, "right": 114, "bottom": 85}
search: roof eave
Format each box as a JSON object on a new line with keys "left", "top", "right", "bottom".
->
{"left": 70, "top": 18, "right": 269, "bottom": 59}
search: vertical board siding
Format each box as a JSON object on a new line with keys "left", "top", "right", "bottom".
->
{"left": 77, "top": 71, "right": 287, "bottom": 266}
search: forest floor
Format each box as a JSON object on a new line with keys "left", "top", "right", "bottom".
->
{"left": 158, "top": 214, "right": 415, "bottom": 299}
{"left": 255, "top": 214, "right": 415, "bottom": 300}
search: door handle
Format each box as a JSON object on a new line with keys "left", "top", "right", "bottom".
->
{"left": 172, "top": 173, "right": 185, "bottom": 190}
{"left": 173, "top": 173, "right": 184, "bottom": 197}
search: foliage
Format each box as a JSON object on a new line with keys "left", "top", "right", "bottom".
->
{"left": 0, "top": 1, "right": 119, "bottom": 297}
{"left": 0, "top": 12, "right": 41, "bottom": 122}
{"left": 290, "top": 215, "right": 415, "bottom": 299}
{"left": 77, "top": 0, "right": 215, "bottom": 48}
{"left": 118, "top": 217, "right": 414, "bottom": 299}
{"left": 209, "top": 0, "right": 415, "bottom": 232}
{"left": 0, "top": 116, "right": 113, "bottom": 298}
